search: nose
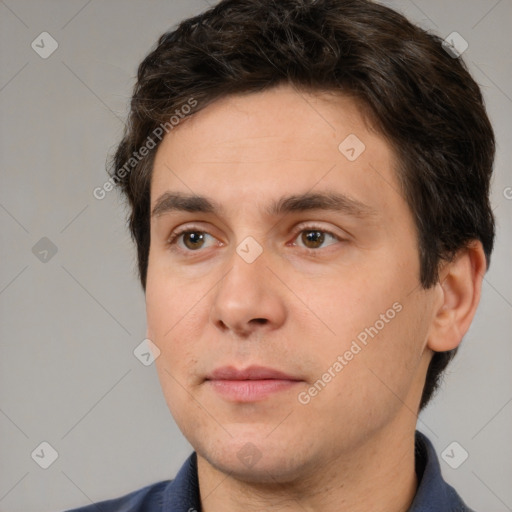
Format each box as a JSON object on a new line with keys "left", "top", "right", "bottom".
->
{"left": 209, "top": 246, "right": 287, "bottom": 338}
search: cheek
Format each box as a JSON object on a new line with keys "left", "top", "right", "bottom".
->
{"left": 295, "top": 263, "right": 402, "bottom": 346}
{"left": 145, "top": 269, "right": 206, "bottom": 377}
{"left": 353, "top": 294, "right": 432, "bottom": 408}
{"left": 148, "top": 289, "right": 202, "bottom": 426}
{"left": 311, "top": 264, "right": 426, "bottom": 400}
{"left": 145, "top": 257, "right": 188, "bottom": 337}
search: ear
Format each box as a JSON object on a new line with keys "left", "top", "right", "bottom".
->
{"left": 427, "top": 241, "right": 487, "bottom": 352}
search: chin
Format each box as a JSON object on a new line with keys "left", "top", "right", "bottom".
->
{"left": 196, "top": 436, "right": 318, "bottom": 484}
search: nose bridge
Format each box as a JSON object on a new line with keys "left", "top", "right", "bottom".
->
{"left": 220, "top": 227, "right": 271, "bottom": 297}
{"left": 210, "top": 236, "right": 285, "bottom": 335}
{"left": 219, "top": 237, "right": 269, "bottom": 307}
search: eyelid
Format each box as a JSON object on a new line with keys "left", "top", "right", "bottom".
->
{"left": 292, "top": 222, "right": 346, "bottom": 240}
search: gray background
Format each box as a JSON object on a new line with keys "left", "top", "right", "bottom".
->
{"left": 0, "top": 0, "right": 511, "bottom": 511}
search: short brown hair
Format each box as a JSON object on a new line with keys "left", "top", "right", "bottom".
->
{"left": 109, "top": 0, "right": 495, "bottom": 410}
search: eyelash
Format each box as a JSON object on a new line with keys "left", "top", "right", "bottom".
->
{"left": 166, "top": 224, "right": 343, "bottom": 254}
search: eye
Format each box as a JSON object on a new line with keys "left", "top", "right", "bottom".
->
{"left": 290, "top": 225, "right": 342, "bottom": 251}
{"left": 167, "top": 227, "right": 218, "bottom": 252}
{"left": 166, "top": 224, "right": 343, "bottom": 254}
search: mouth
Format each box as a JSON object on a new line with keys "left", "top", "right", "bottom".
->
{"left": 205, "top": 365, "right": 303, "bottom": 402}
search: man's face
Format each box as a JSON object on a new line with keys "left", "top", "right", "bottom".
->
{"left": 146, "top": 84, "right": 437, "bottom": 482}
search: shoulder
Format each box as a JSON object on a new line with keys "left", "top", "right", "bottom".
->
{"left": 62, "top": 479, "right": 171, "bottom": 512}
{"left": 62, "top": 451, "right": 199, "bottom": 512}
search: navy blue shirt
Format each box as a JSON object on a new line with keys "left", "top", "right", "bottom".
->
{"left": 64, "top": 431, "right": 475, "bottom": 512}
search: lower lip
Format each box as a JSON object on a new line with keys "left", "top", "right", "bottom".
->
{"left": 207, "top": 379, "right": 300, "bottom": 402}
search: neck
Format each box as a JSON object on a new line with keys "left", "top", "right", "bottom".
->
{"left": 197, "top": 419, "right": 419, "bottom": 512}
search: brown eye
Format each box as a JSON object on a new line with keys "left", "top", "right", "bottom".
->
{"left": 167, "top": 228, "right": 217, "bottom": 253}
{"left": 301, "top": 230, "right": 326, "bottom": 249}
{"left": 293, "top": 226, "right": 340, "bottom": 251}
{"left": 181, "top": 231, "right": 206, "bottom": 250}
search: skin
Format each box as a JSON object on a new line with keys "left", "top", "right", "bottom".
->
{"left": 145, "top": 83, "right": 486, "bottom": 512}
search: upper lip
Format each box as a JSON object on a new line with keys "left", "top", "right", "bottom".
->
{"left": 206, "top": 365, "right": 301, "bottom": 381}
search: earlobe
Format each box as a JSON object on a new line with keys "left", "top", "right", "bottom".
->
{"left": 427, "top": 241, "right": 487, "bottom": 352}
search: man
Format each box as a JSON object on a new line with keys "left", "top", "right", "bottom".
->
{"left": 69, "top": 0, "right": 495, "bottom": 510}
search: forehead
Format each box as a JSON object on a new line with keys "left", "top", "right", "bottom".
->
{"left": 150, "top": 84, "right": 406, "bottom": 220}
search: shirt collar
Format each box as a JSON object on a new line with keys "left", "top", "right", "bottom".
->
{"left": 163, "top": 450, "right": 200, "bottom": 511}
{"left": 409, "top": 431, "right": 473, "bottom": 512}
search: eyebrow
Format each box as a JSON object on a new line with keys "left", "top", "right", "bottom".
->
{"left": 151, "top": 191, "right": 378, "bottom": 220}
